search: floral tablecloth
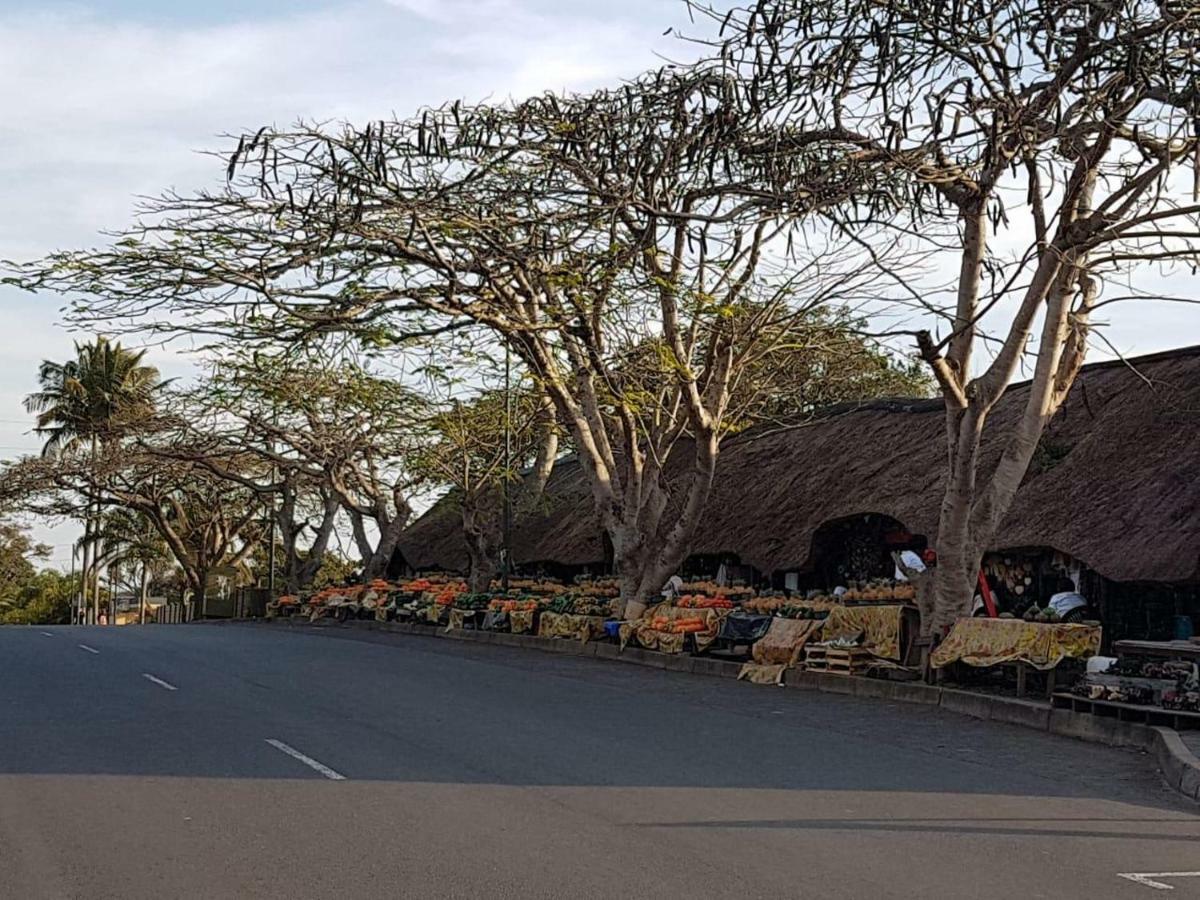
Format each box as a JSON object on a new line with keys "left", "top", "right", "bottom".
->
{"left": 538, "top": 612, "right": 609, "bottom": 643}
{"left": 822, "top": 605, "right": 907, "bottom": 661}
{"left": 619, "top": 604, "right": 727, "bottom": 654}
{"left": 930, "top": 617, "right": 1102, "bottom": 670}
{"left": 751, "top": 618, "right": 825, "bottom": 666}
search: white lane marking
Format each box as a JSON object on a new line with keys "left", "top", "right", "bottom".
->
{"left": 264, "top": 739, "right": 346, "bottom": 781}
{"left": 78, "top": 644, "right": 99, "bottom": 654}
{"left": 40, "top": 631, "right": 55, "bottom": 637}
{"left": 142, "top": 673, "right": 178, "bottom": 691}
{"left": 1118, "top": 872, "right": 1200, "bottom": 891}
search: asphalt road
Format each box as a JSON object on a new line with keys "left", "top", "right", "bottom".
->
{"left": 2, "top": 622, "right": 1199, "bottom": 900}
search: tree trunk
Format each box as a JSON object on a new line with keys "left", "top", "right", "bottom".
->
{"left": 461, "top": 502, "right": 499, "bottom": 593}
{"left": 139, "top": 562, "right": 149, "bottom": 625}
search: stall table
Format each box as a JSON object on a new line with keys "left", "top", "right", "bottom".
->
{"left": 822, "top": 604, "right": 917, "bottom": 663}
{"left": 1052, "top": 692, "right": 1200, "bottom": 732}
{"left": 931, "top": 617, "right": 1102, "bottom": 698}
{"left": 1113, "top": 639, "right": 1200, "bottom": 662}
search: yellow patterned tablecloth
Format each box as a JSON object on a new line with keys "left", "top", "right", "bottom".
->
{"left": 930, "top": 618, "right": 1101, "bottom": 670}
{"left": 752, "top": 618, "right": 824, "bottom": 666}
{"left": 619, "top": 604, "right": 727, "bottom": 654}
{"left": 538, "top": 612, "right": 609, "bottom": 643}
{"left": 821, "top": 605, "right": 907, "bottom": 661}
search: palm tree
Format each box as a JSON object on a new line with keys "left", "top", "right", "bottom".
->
{"left": 25, "top": 337, "right": 163, "bottom": 456}
{"left": 24, "top": 337, "right": 165, "bottom": 622}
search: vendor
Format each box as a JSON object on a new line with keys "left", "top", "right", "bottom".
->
{"left": 893, "top": 547, "right": 935, "bottom": 581}
{"left": 1047, "top": 576, "right": 1089, "bottom": 621}
{"left": 661, "top": 574, "right": 684, "bottom": 603}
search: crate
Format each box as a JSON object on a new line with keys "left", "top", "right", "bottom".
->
{"left": 805, "top": 645, "right": 873, "bottom": 675}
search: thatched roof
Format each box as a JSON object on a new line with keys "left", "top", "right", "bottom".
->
{"left": 398, "top": 345, "right": 1200, "bottom": 584}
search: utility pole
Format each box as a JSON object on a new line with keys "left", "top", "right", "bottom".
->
{"left": 69, "top": 543, "right": 78, "bottom": 625}
{"left": 502, "top": 340, "right": 512, "bottom": 593}
{"left": 267, "top": 405, "right": 278, "bottom": 597}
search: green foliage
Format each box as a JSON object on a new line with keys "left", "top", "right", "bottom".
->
{"left": 0, "top": 571, "right": 77, "bottom": 625}
{"left": 312, "top": 554, "right": 359, "bottom": 589}
{"left": 0, "top": 521, "right": 71, "bottom": 625}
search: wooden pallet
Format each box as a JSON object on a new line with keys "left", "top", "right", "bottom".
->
{"left": 805, "top": 645, "right": 873, "bottom": 675}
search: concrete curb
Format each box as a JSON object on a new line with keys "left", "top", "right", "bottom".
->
{"left": 238, "top": 615, "right": 1200, "bottom": 803}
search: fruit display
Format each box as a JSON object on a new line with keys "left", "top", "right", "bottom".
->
{"left": 546, "top": 595, "right": 615, "bottom": 617}
{"left": 453, "top": 593, "right": 493, "bottom": 612}
{"left": 649, "top": 615, "right": 708, "bottom": 634}
{"left": 775, "top": 604, "right": 831, "bottom": 621}
{"left": 489, "top": 578, "right": 567, "bottom": 595}
{"left": 681, "top": 582, "right": 753, "bottom": 600}
{"left": 675, "top": 595, "right": 734, "bottom": 609}
{"left": 571, "top": 577, "right": 621, "bottom": 598}
{"left": 488, "top": 597, "right": 541, "bottom": 613}
{"left": 1162, "top": 690, "right": 1200, "bottom": 712}
{"left": 838, "top": 580, "right": 916, "bottom": 602}
{"left": 1022, "top": 607, "right": 1063, "bottom": 623}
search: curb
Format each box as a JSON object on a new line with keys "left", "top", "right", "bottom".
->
{"left": 232, "top": 615, "right": 1200, "bottom": 803}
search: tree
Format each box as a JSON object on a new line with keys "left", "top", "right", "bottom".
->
{"left": 415, "top": 385, "right": 559, "bottom": 591}
{"left": 693, "top": 0, "right": 1200, "bottom": 630}
{"left": 195, "top": 351, "right": 432, "bottom": 582}
{"left": 23, "top": 336, "right": 165, "bottom": 622}
{"left": 16, "top": 69, "right": 902, "bottom": 612}
{"left": 0, "top": 441, "right": 265, "bottom": 607}
{"left": 1, "top": 571, "right": 77, "bottom": 626}
{"left": 0, "top": 521, "right": 50, "bottom": 611}
{"left": 0, "top": 521, "right": 71, "bottom": 626}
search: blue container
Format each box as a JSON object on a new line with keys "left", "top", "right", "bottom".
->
{"left": 604, "top": 621, "right": 621, "bottom": 640}
{"left": 1175, "top": 615, "right": 1195, "bottom": 641}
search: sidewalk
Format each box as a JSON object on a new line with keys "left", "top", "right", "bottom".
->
{"left": 1184, "top": 730, "right": 1200, "bottom": 757}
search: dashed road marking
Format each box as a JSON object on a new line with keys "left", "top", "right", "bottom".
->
{"left": 1118, "top": 872, "right": 1200, "bottom": 891}
{"left": 40, "top": 631, "right": 55, "bottom": 637}
{"left": 78, "top": 644, "right": 99, "bottom": 654}
{"left": 142, "top": 673, "right": 178, "bottom": 691}
{"left": 265, "top": 739, "right": 346, "bottom": 781}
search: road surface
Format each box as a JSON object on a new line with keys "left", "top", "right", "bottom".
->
{"left": 1, "top": 622, "right": 1198, "bottom": 899}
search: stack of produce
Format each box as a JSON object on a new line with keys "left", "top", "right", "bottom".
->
{"left": 776, "top": 604, "right": 830, "bottom": 620}
{"left": 433, "top": 584, "right": 466, "bottom": 607}
{"left": 649, "top": 614, "right": 708, "bottom": 634}
{"left": 545, "top": 595, "right": 615, "bottom": 617}
{"left": 741, "top": 596, "right": 787, "bottom": 615}
{"left": 839, "top": 580, "right": 916, "bottom": 602}
{"left": 453, "top": 593, "right": 492, "bottom": 612}
{"left": 497, "top": 578, "right": 567, "bottom": 595}
{"left": 1022, "top": 607, "right": 1065, "bottom": 623}
{"left": 681, "top": 582, "right": 753, "bottom": 601}
{"left": 488, "top": 596, "right": 541, "bottom": 613}
{"left": 571, "top": 577, "right": 621, "bottom": 598}
{"left": 675, "top": 595, "right": 734, "bottom": 609}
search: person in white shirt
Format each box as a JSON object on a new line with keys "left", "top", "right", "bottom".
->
{"left": 893, "top": 549, "right": 926, "bottom": 582}
{"left": 1047, "top": 576, "right": 1089, "bottom": 620}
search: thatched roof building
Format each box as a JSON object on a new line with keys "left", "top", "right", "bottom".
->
{"left": 398, "top": 345, "right": 1200, "bottom": 586}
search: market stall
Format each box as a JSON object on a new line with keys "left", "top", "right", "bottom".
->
{"left": 535, "top": 595, "right": 615, "bottom": 642}
{"left": 931, "top": 617, "right": 1101, "bottom": 696}
{"left": 620, "top": 603, "right": 729, "bottom": 654}
{"left": 822, "top": 604, "right": 914, "bottom": 662}
{"left": 1054, "top": 638, "right": 1200, "bottom": 730}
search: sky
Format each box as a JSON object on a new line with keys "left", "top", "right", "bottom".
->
{"left": 0, "top": 0, "right": 690, "bottom": 564}
{"left": 2, "top": 0, "right": 1198, "bottom": 566}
